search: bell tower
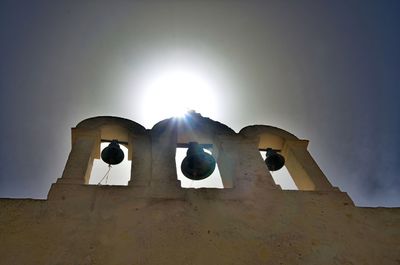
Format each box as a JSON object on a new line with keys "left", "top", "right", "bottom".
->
{"left": 1, "top": 113, "right": 399, "bottom": 265}
{"left": 54, "top": 113, "right": 336, "bottom": 193}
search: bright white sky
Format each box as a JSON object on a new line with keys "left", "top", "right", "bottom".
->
{"left": 136, "top": 64, "right": 220, "bottom": 125}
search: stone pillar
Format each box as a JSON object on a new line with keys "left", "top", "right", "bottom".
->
{"left": 150, "top": 125, "right": 179, "bottom": 188}
{"left": 128, "top": 132, "right": 152, "bottom": 186}
{"left": 236, "top": 137, "right": 277, "bottom": 188}
{"left": 213, "top": 135, "right": 236, "bottom": 188}
{"left": 57, "top": 128, "right": 100, "bottom": 184}
{"left": 215, "top": 136, "right": 278, "bottom": 190}
{"left": 282, "top": 140, "right": 333, "bottom": 191}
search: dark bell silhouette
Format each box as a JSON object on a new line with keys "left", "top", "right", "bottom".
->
{"left": 101, "top": 140, "right": 124, "bottom": 165}
{"left": 265, "top": 148, "right": 285, "bottom": 171}
{"left": 181, "top": 142, "right": 216, "bottom": 180}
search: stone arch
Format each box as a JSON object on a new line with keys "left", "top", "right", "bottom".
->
{"left": 76, "top": 116, "right": 146, "bottom": 144}
{"left": 239, "top": 125, "right": 298, "bottom": 150}
{"left": 150, "top": 112, "right": 236, "bottom": 188}
{"left": 152, "top": 114, "right": 235, "bottom": 137}
{"left": 239, "top": 125, "right": 334, "bottom": 191}
{"left": 58, "top": 116, "right": 149, "bottom": 185}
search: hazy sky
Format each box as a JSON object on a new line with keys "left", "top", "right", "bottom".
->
{"left": 1, "top": 1, "right": 399, "bottom": 206}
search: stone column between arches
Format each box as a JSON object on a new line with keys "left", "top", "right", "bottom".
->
{"left": 212, "top": 135, "right": 236, "bottom": 188}
{"left": 215, "top": 135, "right": 278, "bottom": 190}
{"left": 236, "top": 136, "right": 278, "bottom": 189}
{"left": 150, "top": 126, "right": 180, "bottom": 189}
{"left": 128, "top": 133, "right": 152, "bottom": 186}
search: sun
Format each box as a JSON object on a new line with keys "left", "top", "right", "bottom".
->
{"left": 139, "top": 65, "right": 219, "bottom": 125}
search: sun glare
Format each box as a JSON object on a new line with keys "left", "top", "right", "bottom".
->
{"left": 139, "top": 65, "right": 219, "bottom": 126}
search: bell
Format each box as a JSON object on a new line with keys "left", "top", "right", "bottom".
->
{"left": 265, "top": 148, "right": 285, "bottom": 171}
{"left": 101, "top": 140, "right": 125, "bottom": 165}
{"left": 181, "top": 142, "right": 216, "bottom": 180}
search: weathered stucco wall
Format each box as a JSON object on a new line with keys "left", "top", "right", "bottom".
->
{"left": 1, "top": 115, "right": 399, "bottom": 264}
{"left": 0, "top": 186, "right": 399, "bottom": 265}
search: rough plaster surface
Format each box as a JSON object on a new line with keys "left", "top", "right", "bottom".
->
{"left": 2, "top": 115, "right": 399, "bottom": 264}
{"left": 1, "top": 185, "right": 399, "bottom": 265}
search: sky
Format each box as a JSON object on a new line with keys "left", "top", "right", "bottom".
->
{"left": 0, "top": 0, "right": 399, "bottom": 207}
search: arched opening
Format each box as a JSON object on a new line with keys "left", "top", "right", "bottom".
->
{"left": 239, "top": 125, "right": 301, "bottom": 190}
{"left": 88, "top": 142, "right": 131, "bottom": 186}
{"left": 239, "top": 124, "right": 333, "bottom": 191}
{"left": 57, "top": 116, "right": 147, "bottom": 185}
{"left": 259, "top": 150, "right": 297, "bottom": 190}
{"left": 150, "top": 113, "right": 235, "bottom": 189}
{"left": 176, "top": 144, "right": 223, "bottom": 189}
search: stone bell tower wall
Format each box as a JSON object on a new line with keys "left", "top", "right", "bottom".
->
{"left": 0, "top": 115, "right": 399, "bottom": 265}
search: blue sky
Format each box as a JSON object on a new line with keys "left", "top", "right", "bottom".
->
{"left": 0, "top": 1, "right": 399, "bottom": 206}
